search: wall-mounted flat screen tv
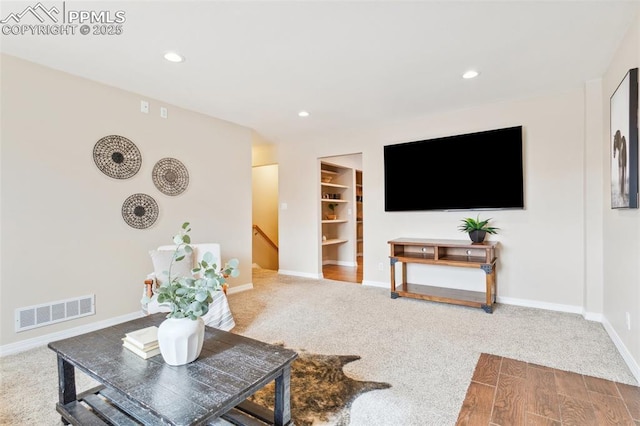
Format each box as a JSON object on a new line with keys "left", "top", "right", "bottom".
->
{"left": 384, "top": 126, "right": 524, "bottom": 211}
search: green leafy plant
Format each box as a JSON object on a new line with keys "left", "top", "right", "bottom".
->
{"left": 458, "top": 215, "right": 499, "bottom": 234}
{"left": 143, "top": 222, "right": 239, "bottom": 320}
{"left": 326, "top": 203, "right": 339, "bottom": 220}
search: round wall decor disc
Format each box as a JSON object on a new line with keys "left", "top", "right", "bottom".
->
{"left": 152, "top": 158, "right": 189, "bottom": 196}
{"left": 93, "top": 135, "right": 142, "bottom": 179}
{"left": 122, "top": 193, "right": 159, "bottom": 229}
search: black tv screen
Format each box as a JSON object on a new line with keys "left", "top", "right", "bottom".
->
{"left": 384, "top": 126, "right": 524, "bottom": 211}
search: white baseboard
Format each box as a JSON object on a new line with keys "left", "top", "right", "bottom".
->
{"left": 278, "top": 269, "right": 321, "bottom": 279}
{"left": 602, "top": 316, "right": 640, "bottom": 384}
{"left": 583, "top": 311, "right": 603, "bottom": 322}
{"left": 0, "top": 311, "right": 144, "bottom": 357}
{"left": 227, "top": 283, "right": 253, "bottom": 294}
{"left": 496, "top": 296, "right": 583, "bottom": 314}
{"left": 360, "top": 286, "right": 588, "bottom": 315}
{"left": 362, "top": 280, "right": 389, "bottom": 289}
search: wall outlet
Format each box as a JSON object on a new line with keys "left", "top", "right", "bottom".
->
{"left": 378, "top": 262, "right": 384, "bottom": 271}
{"left": 160, "top": 107, "right": 168, "bottom": 118}
{"left": 626, "top": 312, "right": 631, "bottom": 331}
{"left": 140, "top": 100, "right": 149, "bottom": 113}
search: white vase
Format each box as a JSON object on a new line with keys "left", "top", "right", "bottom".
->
{"left": 157, "top": 317, "right": 205, "bottom": 366}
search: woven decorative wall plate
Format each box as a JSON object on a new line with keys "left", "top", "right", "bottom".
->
{"left": 121, "top": 193, "right": 159, "bottom": 229}
{"left": 152, "top": 158, "right": 189, "bottom": 196}
{"left": 93, "top": 135, "right": 142, "bottom": 179}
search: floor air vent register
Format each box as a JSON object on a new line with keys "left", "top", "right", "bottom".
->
{"left": 15, "top": 295, "right": 95, "bottom": 332}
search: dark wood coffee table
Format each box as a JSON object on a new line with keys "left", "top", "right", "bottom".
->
{"left": 48, "top": 314, "right": 297, "bottom": 425}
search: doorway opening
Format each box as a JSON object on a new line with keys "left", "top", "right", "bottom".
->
{"left": 319, "top": 153, "right": 363, "bottom": 284}
{"left": 252, "top": 164, "right": 279, "bottom": 271}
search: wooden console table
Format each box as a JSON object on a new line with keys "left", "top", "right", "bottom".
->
{"left": 388, "top": 238, "right": 498, "bottom": 313}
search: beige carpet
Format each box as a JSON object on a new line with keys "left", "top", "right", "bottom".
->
{"left": 0, "top": 269, "right": 637, "bottom": 425}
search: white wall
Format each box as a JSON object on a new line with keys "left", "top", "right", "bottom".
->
{"left": 321, "top": 153, "right": 363, "bottom": 170}
{"left": 0, "top": 55, "right": 253, "bottom": 346}
{"left": 584, "top": 78, "right": 605, "bottom": 317}
{"left": 602, "top": 16, "right": 640, "bottom": 376}
{"left": 279, "top": 89, "right": 587, "bottom": 310}
{"left": 251, "top": 132, "right": 278, "bottom": 166}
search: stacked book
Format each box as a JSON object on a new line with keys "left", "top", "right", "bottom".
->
{"left": 122, "top": 326, "right": 160, "bottom": 359}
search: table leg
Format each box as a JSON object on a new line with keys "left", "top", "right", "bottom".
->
{"left": 390, "top": 257, "right": 399, "bottom": 298}
{"left": 401, "top": 263, "right": 407, "bottom": 290}
{"left": 486, "top": 270, "right": 493, "bottom": 307}
{"left": 274, "top": 365, "right": 292, "bottom": 426}
{"left": 481, "top": 264, "right": 495, "bottom": 314}
{"left": 57, "top": 356, "right": 76, "bottom": 424}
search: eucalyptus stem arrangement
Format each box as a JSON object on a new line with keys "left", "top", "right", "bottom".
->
{"left": 143, "top": 222, "right": 239, "bottom": 320}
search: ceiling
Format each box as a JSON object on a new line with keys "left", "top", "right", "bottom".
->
{"left": 1, "top": 1, "right": 639, "bottom": 144}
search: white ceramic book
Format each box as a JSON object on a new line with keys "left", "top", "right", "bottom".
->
{"left": 122, "top": 340, "right": 161, "bottom": 359}
{"left": 124, "top": 326, "right": 158, "bottom": 350}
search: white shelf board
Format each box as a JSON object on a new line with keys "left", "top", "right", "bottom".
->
{"left": 322, "top": 239, "right": 348, "bottom": 246}
{"left": 321, "top": 169, "right": 338, "bottom": 175}
{"left": 321, "top": 182, "right": 349, "bottom": 189}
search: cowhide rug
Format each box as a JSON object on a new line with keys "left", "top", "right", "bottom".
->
{"left": 247, "top": 348, "right": 391, "bottom": 426}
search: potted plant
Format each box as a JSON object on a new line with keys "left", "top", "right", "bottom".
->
{"left": 458, "top": 215, "right": 499, "bottom": 243}
{"left": 326, "top": 203, "right": 338, "bottom": 220}
{"left": 144, "top": 222, "right": 239, "bottom": 365}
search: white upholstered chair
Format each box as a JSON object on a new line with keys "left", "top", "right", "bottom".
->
{"left": 142, "top": 243, "right": 235, "bottom": 331}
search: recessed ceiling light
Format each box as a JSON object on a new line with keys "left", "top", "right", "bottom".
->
{"left": 298, "top": 111, "right": 310, "bottom": 117}
{"left": 463, "top": 70, "right": 479, "bottom": 79}
{"left": 164, "top": 52, "right": 185, "bottom": 63}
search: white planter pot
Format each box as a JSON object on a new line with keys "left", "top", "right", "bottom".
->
{"left": 158, "top": 317, "right": 205, "bottom": 366}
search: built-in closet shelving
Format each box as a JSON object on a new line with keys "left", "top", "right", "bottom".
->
{"left": 320, "top": 162, "right": 355, "bottom": 266}
{"left": 356, "top": 170, "right": 363, "bottom": 257}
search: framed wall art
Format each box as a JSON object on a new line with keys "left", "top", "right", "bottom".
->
{"left": 610, "top": 68, "right": 639, "bottom": 209}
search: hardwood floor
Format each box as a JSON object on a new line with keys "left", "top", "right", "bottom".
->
{"left": 322, "top": 256, "right": 363, "bottom": 284}
{"left": 457, "top": 353, "right": 640, "bottom": 426}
